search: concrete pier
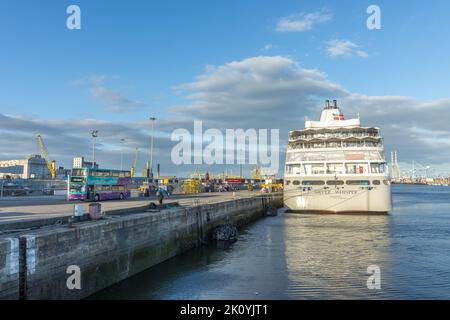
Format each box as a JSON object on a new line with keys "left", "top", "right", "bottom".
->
{"left": 0, "top": 193, "right": 282, "bottom": 300}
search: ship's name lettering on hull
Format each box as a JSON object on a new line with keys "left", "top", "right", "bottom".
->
{"left": 314, "top": 190, "right": 358, "bottom": 196}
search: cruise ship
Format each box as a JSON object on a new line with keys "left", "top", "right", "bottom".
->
{"left": 284, "top": 100, "right": 392, "bottom": 214}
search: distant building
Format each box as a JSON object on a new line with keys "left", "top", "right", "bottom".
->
{"left": 72, "top": 156, "right": 98, "bottom": 169}
{"left": 0, "top": 155, "right": 50, "bottom": 179}
{"left": 56, "top": 166, "right": 71, "bottom": 179}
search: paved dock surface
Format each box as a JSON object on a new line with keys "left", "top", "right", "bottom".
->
{"left": 0, "top": 191, "right": 265, "bottom": 225}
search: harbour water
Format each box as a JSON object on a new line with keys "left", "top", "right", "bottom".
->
{"left": 91, "top": 184, "right": 450, "bottom": 299}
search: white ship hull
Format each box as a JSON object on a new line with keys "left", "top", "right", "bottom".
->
{"left": 284, "top": 176, "right": 392, "bottom": 214}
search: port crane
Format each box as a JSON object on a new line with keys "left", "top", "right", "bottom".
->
{"left": 37, "top": 134, "right": 56, "bottom": 179}
{"left": 130, "top": 147, "right": 138, "bottom": 177}
{"left": 251, "top": 165, "right": 261, "bottom": 180}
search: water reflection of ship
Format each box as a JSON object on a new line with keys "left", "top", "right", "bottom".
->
{"left": 283, "top": 213, "right": 391, "bottom": 298}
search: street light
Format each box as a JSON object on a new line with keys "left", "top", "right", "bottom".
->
{"left": 120, "top": 138, "right": 125, "bottom": 170}
{"left": 91, "top": 130, "right": 98, "bottom": 168}
{"left": 149, "top": 117, "right": 156, "bottom": 178}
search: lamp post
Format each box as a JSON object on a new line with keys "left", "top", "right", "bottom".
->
{"left": 91, "top": 130, "right": 98, "bottom": 168}
{"left": 120, "top": 138, "right": 125, "bottom": 170}
{"left": 149, "top": 117, "right": 156, "bottom": 178}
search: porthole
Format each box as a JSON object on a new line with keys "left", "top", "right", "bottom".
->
{"left": 327, "top": 180, "right": 344, "bottom": 186}
{"left": 346, "top": 180, "right": 370, "bottom": 186}
{"left": 302, "top": 180, "right": 325, "bottom": 186}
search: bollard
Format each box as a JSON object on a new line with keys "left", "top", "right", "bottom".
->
{"left": 88, "top": 203, "right": 102, "bottom": 220}
{"left": 73, "top": 204, "right": 84, "bottom": 222}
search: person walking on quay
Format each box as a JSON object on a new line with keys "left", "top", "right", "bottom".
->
{"left": 156, "top": 188, "right": 164, "bottom": 205}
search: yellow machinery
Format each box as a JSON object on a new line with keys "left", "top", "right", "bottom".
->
{"left": 158, "top": 176, "right": 178, "bottom": 186}
{"left": 182, "top": 172, "right": 205, "bottom": 194}
{"left": 37, "top": 134, "right": 56, "bottom": 179}
{"left": 139, "top": 179, "right": 156, "bottom": 194}
{"left": 130, "top": 148, "right": 138, "bottom": 177}
{"left": 261, "top": 178, "right": 284, "bottom": 192}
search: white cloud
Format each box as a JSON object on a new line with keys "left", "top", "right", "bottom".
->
{"left": 262, "top": 44, "right": 274, "bottom": 51}
{"left": 90, "top": 87, "right": 145, "bottom": 113}
{"left": 173, "top": 56, "right": 346, "bottom": 128}
{"left": 326, "top": 39, "right": 369, "bottom": 58}
{"left": 72, "top": 74, "right": 146, "bottom": 113}
{"left": 276, "top": 11, "right": 332, "bottom": 32}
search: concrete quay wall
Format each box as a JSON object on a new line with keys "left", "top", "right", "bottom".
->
{"left": 0, "top": 193, "right": 282, "bottom": 299}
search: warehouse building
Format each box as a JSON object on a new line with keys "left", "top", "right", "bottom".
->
{"left": 0, "top": 155, "right": 50, "bottom": 179}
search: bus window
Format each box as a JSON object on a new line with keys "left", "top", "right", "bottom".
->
{"left": 72, "top": 169, "right": 85, "bottom": 176}
{"left": 70, "top": 185, "right": 84, "bottom": 193}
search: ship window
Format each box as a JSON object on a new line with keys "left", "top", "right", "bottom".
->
{"left": 286, "top": 165, "right": 303, "bottom": 175}
{"left": 346, "top": 163, "right": 368, "bottom": 174}
{"left": 346, "top": 180, "right": 370, "bottom": 186}
{"left": 285, "top": 180, "right": 291, "bottom": 185}
{"left": 304, "top": 163, "right": 325, "bottom": 174}
{"left": 383, "top": 180, "right": 391, "bottom": 185}
{"left": 293, "top": 180, "right": 301, "bottom": 185}
{"left": 302, "top": 180, "right": 325, "bottom": 186}
{"left": 371, "top": 163, "right": 386, "bottom": 174}
{"left": 287, "top": 153, "right": 304, "bottom": 162}
{"left": 372, "top": 180, "right": 381, "bottom": 185}
{"left": 327, "top": 180, "right": 344, "bottom": 186}
{"left": 326, "top": 141, "right": 341, "bottom": 148}
{"left": 327, "top": 163, "right": 345, "bottom": 174}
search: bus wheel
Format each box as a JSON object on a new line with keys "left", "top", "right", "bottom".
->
{"left": 94, "top": 194, "right": 100, "bottom": 202}
{"left": 119, "top": 193, "right": 124, "bottom": 200}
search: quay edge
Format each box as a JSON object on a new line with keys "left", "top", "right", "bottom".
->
{"left": 0, "top": 193, "right": 282, "bottom": 300}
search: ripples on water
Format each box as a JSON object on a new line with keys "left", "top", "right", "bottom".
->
{"left": 92, "top": 185, "right": 450, "bottom": 300}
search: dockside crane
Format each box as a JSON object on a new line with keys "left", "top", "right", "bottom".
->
{"left": 251, "top": 165, "right": 261, "bottom": 181}
{"left": 130, "top": 147, "right": 138, "bottom": 177}
{"left": 37, "top": 134, "right": 56, "bottom": 179}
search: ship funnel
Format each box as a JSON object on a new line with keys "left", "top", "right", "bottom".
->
{"left": 333, "top": 100, "right": 337, "bottom": 108}
{"left": 325, "top": 100, "right": 330, "bottom": 109}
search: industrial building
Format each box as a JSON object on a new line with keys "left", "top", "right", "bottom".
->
{"left": 72, "top": 156, "right": 98, "bottom": 169}
{"left": 0, "top": 155, "right": 50, "bottom": 179}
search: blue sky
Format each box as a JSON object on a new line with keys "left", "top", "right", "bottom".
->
{"left": 1, "top": 0, "right": 450, "bottom": 176}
